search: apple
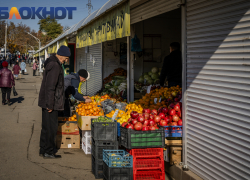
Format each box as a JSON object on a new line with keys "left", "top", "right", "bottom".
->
{"left": 177, "top": 119, "right": 182, "bottom": 126}
{"left": 154, "top": 116, "right": 161, "bottom": 123}
{"left": 121, "top": 122, "right": 127, "bottom": 127}
{"left": 126, "top": 124, "right": 134, "bottom": 129}
{"left": 169, "top": 109, "right": 176, "bottom": 116}
{"left": 142, "top": 125, "right": 149, "bottom": 131}
{"left": 143, "top": 120, "right": 149, "bottom": 126}
{"left": 174, "top": 104, "right": 181, "bottom": 112}
{"left": 130, "top": 111, "right": 139, "bottom": 119}
{"left": 172, "top": 115, "right": 179, "bottom": 122}
{"left": 151, "top": 109, "right": 158, "bottom": 115}
{"left": 149, "top": 119, "right": 155, "bottom": 126}
{"left": 172, "top": 122, "right": 177, "bottom": 126}
{"left": 158, "top": 113, "right": 165, "bottom": 119}
{"left": 132, "top": 119, "right": 138, "bottom": 125}
{"left": 149, "top": 126, "right": 156, "bottom": 130}
{"left": 143, "top": 113, "right": 150, "bottom": 120}
{"left": 143, "top": 109, "right": 151, "bottom": 114}
{"left": 164, "top": 116, "right": 171, "bottom": 124}
{"left": 160, "top": 120, "right": 167, "bottom": 126}
{"left": 177, "top": 111, "right": 181, "bottom": 118}
{"left": 149, "top": 114, "right": 155, "bottom": 120}
{"left": 137, "top": 116, "right": 145, "bottom": 123}
{"left": 162, "top": 107, "right": 168, "bottom": 114}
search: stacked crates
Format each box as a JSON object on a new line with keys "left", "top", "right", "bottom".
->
{"left": 82, "top": 130, "right": 91, "bottom": 154}
{"left": 91, "top": 119, "right": 118, "bottom": 179}
{"left": 128, "top": 148, "right": 165, "bottom": 180}
{"left": 103, "top": 150, "right": 133, "bottom": 180}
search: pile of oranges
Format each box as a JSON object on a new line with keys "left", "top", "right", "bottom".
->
{"left": 76, "top": 102, "right": 104, "bottom": 116}
{"left": 61, "top": 115, "right": 77, "bottom": 121}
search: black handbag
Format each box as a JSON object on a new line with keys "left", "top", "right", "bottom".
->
{"left": 13, "top": 87, "right": 18, "bottom": 96}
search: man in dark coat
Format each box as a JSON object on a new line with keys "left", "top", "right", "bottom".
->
{"left": 160, "top": 42, "right": 182, "bottom": 87}
{"left": 62, "top": 69, "right": 91, "bottom": 117}
{"left": 38, "top": 45, "right": 70, "bottom": 159}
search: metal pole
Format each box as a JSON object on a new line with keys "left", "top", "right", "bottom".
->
{"left": 39, "top": 41, "right": 41, "bottom": 73}
{"left": 181, "top": 0, "right": 188, "bottom": 171}
{"left": 4, "top": 20, "right": 7, "bottom": 57}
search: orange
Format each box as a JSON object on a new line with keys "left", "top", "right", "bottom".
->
{"left": 76, "top": 109, "right": 79, "bottom": 113}
{"left": 90, "top": 109, "right": 94, "bottom": 114}
{"left": 73, "top": 115, "right": 76, "bottom": 118}
{"left": 88, "top": 105, "right": 92, "bottom": 109}
{"left": 93, "top": 112, "right": 98, "bottom": 116}
{"left": 86, "top": 110, "right": 90, "bottom": 114}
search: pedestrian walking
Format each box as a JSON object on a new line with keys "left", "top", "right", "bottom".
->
{"left": 0, "top": 61, "right": 15, "bottom": 106}
{"left": 12, "top": 62, "right": 21, "bottom": 80}
{"left": 20, "top": 60, "right": 26, "bottom": 75}
{"left": 32, "top": 61, "right": 38, "bottom": 76}
{"left": 38, "top": 45, "right": 70, "bottom": 159}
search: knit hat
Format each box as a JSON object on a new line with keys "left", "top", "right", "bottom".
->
{"left": 2, "top": 61, "right": 8, "bottom": 67}
{"left": 57, "top": 45, "right": 71, "bottom": 57}
{"left": 78, "top": 69, "right": 90, "bottom": 81}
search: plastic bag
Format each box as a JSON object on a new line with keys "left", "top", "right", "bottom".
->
{"left": 115, "top": 102, "right": 127, "bottom": 111}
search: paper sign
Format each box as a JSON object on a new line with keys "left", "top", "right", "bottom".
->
{"left": 68, "top": 144, "right": 72, "bottom": 148}
{"left": 159, "top": 97, "right": 161, "bottom": 102}
{"left": 154, "top": 98, "right": 157, "bottom": 104}
{"left": 147, "top": 85, "right": 152, "bottom": 94}
{"left": 112, "top": 110, "right": 119, "bottom": 121}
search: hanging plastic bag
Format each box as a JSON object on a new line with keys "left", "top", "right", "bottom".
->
{"left": 131, "top": 34, "right": 142, "bottom": 52}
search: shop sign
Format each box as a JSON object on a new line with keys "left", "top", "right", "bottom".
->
{"left": 76, "top": 2, "right": 130, "bottom": 48}
{"left": 59, "top": 38, "right": 68, "bottom": 48}
{"left": 48, "top": 43, "right": 57, "bottom": 54}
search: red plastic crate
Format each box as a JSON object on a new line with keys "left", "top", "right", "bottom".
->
{"left": 134, "top": 159, "right": 164, "bottom": 171}
{"left": 134, "top": 170, "right": 165, "bottom": 180}
{"left": 128, "top": 148, "right": 164, "bottom": 160}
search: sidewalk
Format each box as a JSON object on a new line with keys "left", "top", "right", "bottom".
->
{"left": 0, "top": 67, "right": 94, "bottom": 180}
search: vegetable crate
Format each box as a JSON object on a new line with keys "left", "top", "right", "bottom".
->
{"left": 114, "top": 120, "right": 121, "bottom": 137}
{"left": 120, "top": 127, "right": 165, "bottom": 149}
{"left": 91, "top": 119, "right": 117, "bottom": 141}
{"left": 164, "top": 126, "right": 182, "bottom": 137}
{"left": 92, "top": 155, "right": 103, "bottom": 179}
{"left": 103, "top": 150, "right": 133, "bottom": 168}
{"left": 134, "top": 170, "right": 165, "bottom": 180}
{"left": 103, "top": 161, "right": 133, "bottom": 180}
{"left": 127, "top": 148, "right": 164, "bottom": 160}
{"left": 133, "top": 159, "right": 164, "bottom": 171}
{"left": 92, "top": 138, "right": 118, "bottom": 160}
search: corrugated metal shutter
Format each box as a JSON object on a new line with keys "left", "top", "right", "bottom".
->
{"left": 86, "top": 43, "right": 102, "bottom": 96}
{"left": 77, "top": 47, "right": 87, "bottom": 95}
{"left": 131, "top": 0, "right": 181, "bottom": 24}
{"left": 186, "top": 0, "right": 250, "bottom": 180}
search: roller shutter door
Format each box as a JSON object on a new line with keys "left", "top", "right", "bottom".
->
{"left": 185, "top": 0, "right": 250, "bottom": 180}
{"left": 86, "top": 43, "right": 102, "bottom": 96}
{"left": 76, "top": 47, "right": 87, "bottom": 95}
{"left": 131, "top": 0, "right": 181, "bottom": 24}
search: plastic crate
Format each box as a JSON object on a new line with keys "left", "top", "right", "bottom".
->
{"left": 128, "top": 148, "right": 164, "bottom": 160}
{"left": 164, "top": 126, "right": 182, "bottom": 137}
{"left": 92, "top": 138, "right": 118, "bottom": 160}
{"left": 134, "top": 170, "right": 165, "bottom": 180}
{"left": 91, "top": 119, "right": 117, "bottom": 141}
{"left": 120, "top": 127, "right": 165, "bottom": 149}
{"left": 133, "top": 159, "right": 164, "bottom": 171}
{"left": 114, "top": 120, "right": 121, "bottom": 137}
{"left": 103, "top": 150, "right": 133, "bottom": 168}
{"left": 82, "top": 141, "right": 91, "bottom": 155}
{"left": 103, "top": 161, "right": 133, "bottom": 180}
{"left": 92, "top": 155, "right": 103, "bottom": 179}
{"left": 82, "top": 130, "right": 91, "bottom": 137}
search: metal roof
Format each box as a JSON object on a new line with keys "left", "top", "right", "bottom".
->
{"left": 39, "top": 0, "right": 125, "bottom": 51}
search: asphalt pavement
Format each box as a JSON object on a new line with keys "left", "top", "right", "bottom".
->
{"left": 0, "top": 66, "right": 94, "bottom": 180}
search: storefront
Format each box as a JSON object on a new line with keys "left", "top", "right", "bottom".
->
{"left": 76, "top": 1, "right": 130, "bottom": 98}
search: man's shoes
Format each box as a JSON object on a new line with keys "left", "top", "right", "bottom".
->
{"left": 2, "top": 102, "right": 5, "bottom": 105}
{"left": 43, "top": 153, "right": 62, "bottom": 159}
{"left": 6, "top": 100, "right": 10, "bottom": 106}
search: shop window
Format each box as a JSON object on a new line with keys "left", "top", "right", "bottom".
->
{"left": 143, "top": 35, "right": 161, "bottom": 62}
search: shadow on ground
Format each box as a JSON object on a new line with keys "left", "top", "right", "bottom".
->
{"left": 10, "top": 96, "right": 24, "bottom": 105}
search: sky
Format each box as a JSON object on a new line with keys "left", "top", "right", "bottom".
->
{"left": 1, "top": 0, "right": 107, "bottom": 32}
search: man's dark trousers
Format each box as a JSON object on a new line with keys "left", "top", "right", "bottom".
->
{"left": 1, "top": 87, "right": 11, "bottom": 103}
{"left": 40, "top": 108, "right": 58, "bottom": 155}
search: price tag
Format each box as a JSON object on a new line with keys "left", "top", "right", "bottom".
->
{"left": 112, "top": 110, "right": 119, "bottom": 121}
{"left": 154, "top": 98, "right": 158, "bottom": 104}
{"left": 68, "top": 144, "right": 72, "bottom": 148}
{"left": 147, "top": 85, "right": 152, "bottom": 94}
{"left": 159, "top": 97, "right": 161, "bottom": 102}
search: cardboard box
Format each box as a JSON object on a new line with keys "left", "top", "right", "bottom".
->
{"left": 77, "top": 113, "right": 99, "bottom": 130}
{"left": 56, "top": 134, "right": 80, "bottom": 149}
{"left": 57, "top": 117, "right": 79, "bottom": 135}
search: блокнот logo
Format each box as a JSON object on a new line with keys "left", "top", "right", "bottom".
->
{"left": 0, "top": 7, "right": 77, "bottom": 19}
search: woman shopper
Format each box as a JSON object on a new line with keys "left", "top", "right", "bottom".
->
{"left": 20, "top": 60, "right": 26, "bottom": 75}
{"left": 0, "top": 61, "right": 15, "bottom": 106}
{"left": 12, "top": 62, "right": 21, "bottom": 80}
{"left": 33, "top": 61, "right": 38, "bottom": 76}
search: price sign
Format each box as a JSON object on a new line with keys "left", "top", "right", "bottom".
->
{"left": 112, "top": 110, "right": 119, "bottom": 121}
{"left": 147, "top": 85, "right": 152, "bottom": 94}
{"left": 159, "top": 97, "right": 161, "bottom": 102}
{"left": 154, "top": 98, "right": 158, "bottom": 104}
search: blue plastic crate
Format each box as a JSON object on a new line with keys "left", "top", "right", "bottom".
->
{"left": 103, "top": 150, "right": 133, "bottom": 168}
{"left": 164, "top": 126, "right": 182, "bottom": 137}
{"left": 114, "top": 120, "right": 121, "bottom": 137}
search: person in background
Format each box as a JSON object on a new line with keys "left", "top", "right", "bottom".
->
{"left": 160, "top": 42, "right": 182, "bottom": 87}
{"left": 20, "top": 60, "right": 26, "bottom": 75}
{"left": 38, "top": 45, "right": 70, "bottom": 159}
{"left": 32, "top": 60, "right": 38, "bottom": 76}
{"left": 12, "top": 62, "right": 21, "bottom": 80}
{"left": 63, "top": 69, "right": 91, "bottom": 117}
{"left": 0, "top": 61, "right": 15, "bottom": 106}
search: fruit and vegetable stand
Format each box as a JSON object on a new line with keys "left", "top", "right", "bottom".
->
{"left": 57, "top": 85, "right": 183, "bottom": 179}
